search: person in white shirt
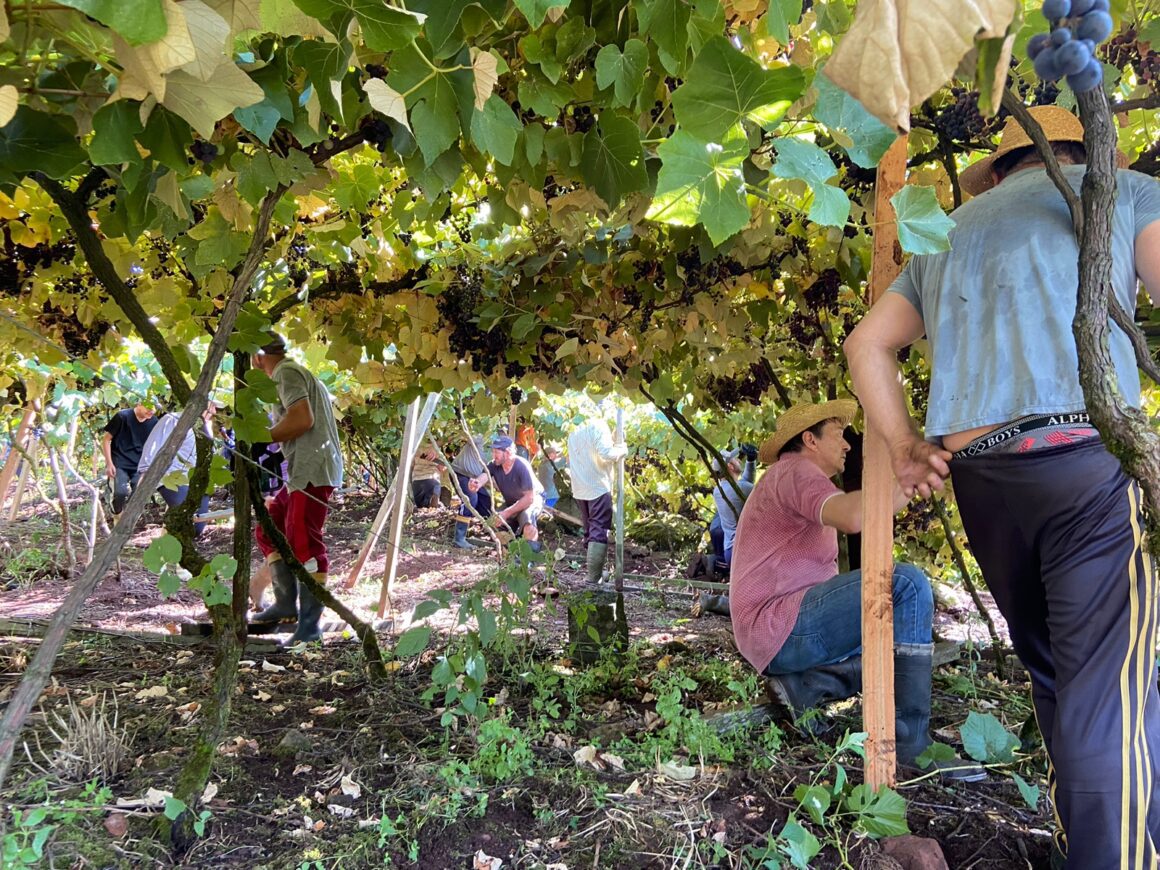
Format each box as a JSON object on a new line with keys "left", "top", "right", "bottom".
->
{"left": 566, "top": 414, "right": 627, "bottom": 583}
{"left": 137, "top": 401, "right": 218, "bottom": 536}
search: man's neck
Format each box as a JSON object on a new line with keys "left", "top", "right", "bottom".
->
{"left": 502, "top": 457, "right": 515, "bottom": 473}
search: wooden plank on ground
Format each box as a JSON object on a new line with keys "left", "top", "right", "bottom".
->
{"left": 862, "top": 134, "right": 908, "bottom": 789}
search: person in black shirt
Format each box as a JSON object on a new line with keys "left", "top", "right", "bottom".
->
{"left": 101, "top": 400, "right": 159, "bottom": 516}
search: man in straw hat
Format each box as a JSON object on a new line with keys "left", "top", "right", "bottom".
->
{"left": 249, "top": 332, "right": 344, "bottom": 645}
{"left": 730, "top": 399, "right": 981, "bottom": 781}
{"left": 846, "top": 105, "right": 1160, "bottom": 866}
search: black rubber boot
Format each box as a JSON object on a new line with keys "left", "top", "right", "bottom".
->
{"left": 452, "top": 520, "right": 475, "bottom": 549}
{"left": 895, "top": 642, "right": 986, "bottom": 783}
{"left": 288, "top": 574, "right": 325, "bottom": 644}
{"left": 691, "top": 593, "right": 731, "bottom": 618}
{"left": 251, "top": 559, "right": 297, "bottom": 623}
{"left": 764, "top": 655, "right": 863, "bottom": 732}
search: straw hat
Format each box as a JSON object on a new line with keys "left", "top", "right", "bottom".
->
{"left": 960, "top": 105, "right": 1127, "bottom": 197}
{"left": 758, "top": 399, "right": 858, "bottom": 464}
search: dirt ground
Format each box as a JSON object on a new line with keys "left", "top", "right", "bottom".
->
{"left": 0, "top": 488, "right": 1049, "bottom": 869}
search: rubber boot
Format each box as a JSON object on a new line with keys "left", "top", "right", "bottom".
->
{"left": 251, "top": 559, "right": 298, "bottom": 623}
{"left": 691, "top": 593, "right": 731, "bottom": 618}
{"left": 453, "top": 519, "right": 475, "bottom": 549}
{"left": 288, "top": 572, "right": 325, "bottom": 644}
{"left": 895, "top": 642, "right": 986, "bottom": 783}
{"left": 586, "top": 542, "right": 608, "bottom": 584}
{"left": 764, "top": 655, "right": 863, "bottom": 733}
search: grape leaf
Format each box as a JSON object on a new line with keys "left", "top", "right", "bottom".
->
{"left": 772, "top": 137, "right": 850, "bottom": 227}
{"left": 891, "top": 185, "right": 956, "bottom": 255}
{"left": 89, "top": 102, "right": 146, "bottom": 165}
{"left": 595, "top": 39, "right": 648, "bottom": 108}
{"left": 825, "top": 0, "right": 1019, "bottom": 132}
{"left": 672, "top": 36, "right": 804, "bottom": 141}
{"left": 647, "top": 125, "right": 750, "bottom": 245}
{"left": 579, "top": 114, "right": 648, "bottom": 208}
{"left": 812, "top": 72, "right": 897, "bottom": 169}
{"left": 0, "top": 108, "right": 87, "bottom": 183}
{"left": 766, "top": 0, "right": 803, "bottom": 44}
{"left": 57, "top": 0, "right": 168, "bottom": 45}
{"left": 470, "top": 94, "right": 522, "bottom": 166}
{"left": 395, "top": 625, "right": 431, "bottom": 657}
{"left": 513, "top": 0, "right": 569, "bottom": 29}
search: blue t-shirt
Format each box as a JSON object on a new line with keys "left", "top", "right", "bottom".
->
{"left": 889, "top": 166, "right": 1160, "bottom": 438}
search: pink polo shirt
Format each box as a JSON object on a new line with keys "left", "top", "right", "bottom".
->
{"left": 730, "top": 452, "right": 842, "bottom": 672}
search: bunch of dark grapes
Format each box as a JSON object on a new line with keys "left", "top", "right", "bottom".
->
{"left": 360, "top": 116, "right": 393, "bottom": 152}
{"left": 896, "top": 500, "right": 937, "bottom": 537}
{"left": 705, "top": 361, "right": 773, "bottom": 411}
{"left": 190, "top": 141, "right": 218, "bottom": 166}
{"left": 572, "top": 105, "right": 595, "bottom": 133}
{"left": 509, "top": 386, "right": 523, "bottom": 405}
{"left": 785, "top": 310, "right": 822, "bottom": 346}
{"left": 805, "top": 269, "right": 842, "bottom": 311}
{"left": 936, "top": 88, "right": 990, "bottom": 143}
{"left": 1030, "top": 0, "right": 1113, "bottom": 93}
{"left": 1102, "top": 28, "right": 1160, "bottom": 86}
{"left": 437, "top": 270, "right": 510, "bottom": 375}
{"left": 365, "top": 63, "right": 388, "bottom": 79}
{"left": 1032, "top": 80, "right": 1061, "bottom": 105}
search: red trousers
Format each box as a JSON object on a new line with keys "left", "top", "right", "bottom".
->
{"left": 255, "top": 485, "right": 335, "bottom": 573}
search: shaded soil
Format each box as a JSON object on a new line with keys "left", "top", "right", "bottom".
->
{"left": 0, "top": 490, "right": 1048, "bottom": 869}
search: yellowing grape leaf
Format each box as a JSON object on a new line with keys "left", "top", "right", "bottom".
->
{"left": 112, "top": 0, "right": 197, "bottom": 102}
{"left": 363, "top": 79, "right": 410, "bottom": 132}
{"left": 0, "top": 86, "right": 17, "bottom": 128}
{"left": 162, "top": 62, "right": 264, "bottom": 138}
{"left": 824, "top": 0, "right": 1018, "bottom": 132}
{"left": 204, "top": 0, "right": 263, "bottom": 37}
{"left": 471, "top": 48, "right": 499, "bottom": 111}
{"left": 176, "top": 0, "right": 232, "bottom": 82}
{"left": 0, "top": 5, "right": 9, "bottom": 43}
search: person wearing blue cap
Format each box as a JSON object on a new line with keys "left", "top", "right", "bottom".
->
{"left": 467, "top": 435, "right": 544, "bottom": 551}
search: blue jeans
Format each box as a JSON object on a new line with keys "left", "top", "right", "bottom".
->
{"left": 159, "top": 486, "right": 211, "bottom": 537}
{"left": 112, "top": 465, "right": 140, "bottom": 514}
{"left": 764, "top": 564, "right": 933, "bottom": 675}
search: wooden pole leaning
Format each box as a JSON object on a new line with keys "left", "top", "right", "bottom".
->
{"left": 347, "top": 394, "right": 440, "bottom": 590}
{"left": 862, "top": 134, "right": 908, "bottom": 789}
{"left": 614, "top": 405, "right": 625, "bottom": 591}
{"left": 0, "top": 405, "right": 37, "bottom": 517}
{"left": 378, "top": 397, "right": 422, "bottom": 618}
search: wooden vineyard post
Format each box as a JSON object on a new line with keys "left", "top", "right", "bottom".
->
{"left": 862, "top": 134, "right": 908, "bottom": 789}
{"left": 614, "top": 405, "right": 625, "bottom": 591}
{"left": 378, "top": 397, "right": 422, "bottom": 617}
{"left": 8, "top": 437, "right": 39, "bottom": 522}
{"left": 0, "top": 406, "right": 37, "bottom": 517}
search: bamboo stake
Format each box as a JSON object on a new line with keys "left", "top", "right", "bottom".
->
{"left": 862, "top": 134, "right": 908, "bottom": 789}
{"left": 0, "top": 406, "right": 36, "bottom": 516}
{"left": 378, "top": 397, "right": 422, "bottom": 617}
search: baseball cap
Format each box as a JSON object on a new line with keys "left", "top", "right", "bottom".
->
{"left": 490, "top": 435, "right": 514, "bottom": 450}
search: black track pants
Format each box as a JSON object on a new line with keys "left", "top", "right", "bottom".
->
{"left": 953, "top": 439, "right": 1160, "bottom": 869}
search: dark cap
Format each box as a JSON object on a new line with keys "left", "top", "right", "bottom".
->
{"left": 490, "top": 435, "right": 514, "bottom": 450}
{"left": 257, "top": 332, "right": 287, "bottom": 355}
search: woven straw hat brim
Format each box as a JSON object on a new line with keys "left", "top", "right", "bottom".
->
{"left": 960, "top": 105, "right": 1127, "bottom": 197}
{"left": 758, "top": 398, "right": 859, "bottom": 464}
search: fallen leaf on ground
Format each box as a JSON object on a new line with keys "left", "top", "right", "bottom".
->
{"left": 328, "top": 804, "right": 355, "bottom": 818}
{"left": 474, "top": 850, "right": 503, "bottom": 870}
{"left": 262, "top": 660, "right": 287, "bottom": 673}
{"left": 200, "top": 782, "right": 218, "bottom": 803}
{"left": 104, "top": 812, "right": 128, "bottom": 837}
{"left": 657, "top": 759, "right": 698, "bottom": 782}
{"left": 340, "top": 775, "right": 362, "bottom": 799}
{"left": 135, "top": 685, "right": 169, "bottom": 700}
{"left": 309, "top": 705, "right": 336, "bottom": 715}
{"left": 253, "top": 690, "right": 272, "bottom": 702}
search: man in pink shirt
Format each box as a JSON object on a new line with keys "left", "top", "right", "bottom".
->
{"left": 731, "top": 399, "right": 981, "bottom": 781}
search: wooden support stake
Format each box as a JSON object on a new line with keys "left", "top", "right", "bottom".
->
{"left": 378, "top": 397, "right": 422, "bottom": 617}
{"left": 614, "top": 405, "right": 625, "bottom": 591}
{"left": 0, "top": 406, "right": 36, "bottom": 516}
{"left": 347, "top": 394, "right": 439, "bottom": 590}
{"left": 862, "top": 134, "right": 908, "bottom": 789}
{"left": 8, "top": 437, "right": 39, "bottom": 521}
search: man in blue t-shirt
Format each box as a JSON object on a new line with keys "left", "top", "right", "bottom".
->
{"left": 468, "top": 435, "right": 543, "bottom": 552}
{"left": 847, "top": 106, "right": 1160, "bottom": 868}
{"left": 101, "top": 400, "right": 160, "bottom": 516}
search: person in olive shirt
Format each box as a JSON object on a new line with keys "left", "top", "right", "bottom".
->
{"left": 101, "top": 399, "right": 159, "bottom": 516}
{"left": 249, "top": 334, "right": 344, "bottom": 644}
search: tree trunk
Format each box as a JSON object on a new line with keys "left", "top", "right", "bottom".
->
{"left": 46, "top": 447, "right": 75, "bottom": 572}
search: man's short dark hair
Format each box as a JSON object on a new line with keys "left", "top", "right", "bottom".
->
{"left": 993, "top": 141, "right": 1087, "bottom": 182}
{"left": 779, "top": 418, "right": 834, "bottom": 456}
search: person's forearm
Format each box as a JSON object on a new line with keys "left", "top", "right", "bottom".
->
{"left": 847, "top": 341, "right": 917, "bottom": 448}
{"left": 269, "top": 418, "right": 306, "bottom": 442}
{"left": 742, "top": 459, "right": 756, "bottom": 483}
{"left": 101, "top": 435, "right": 114, "bottom": 468}
{"left": 501, "top": 493, "right": 533, "bottom": 517}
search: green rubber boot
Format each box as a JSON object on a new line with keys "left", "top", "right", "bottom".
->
{"left": 586, "top": 542, "right": 608, "bottom": 584}
{"left": 288, "top": 573, "right": 325, "bottom": 644}
{"left": 251, "top": 559, "right": 297, "bottom": 623}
